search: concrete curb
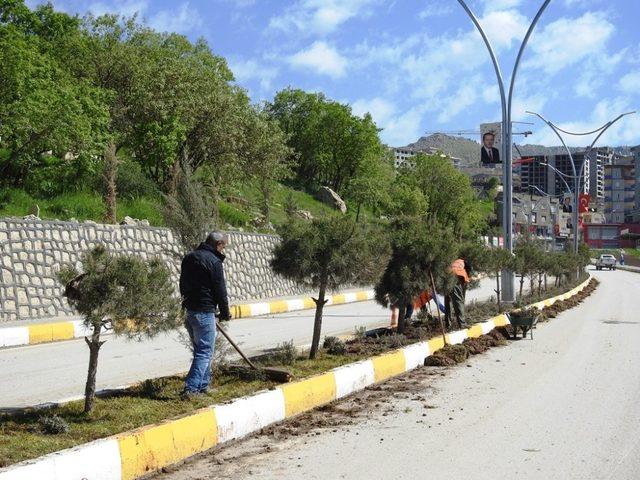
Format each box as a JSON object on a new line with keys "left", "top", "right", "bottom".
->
{"left": 0, "top": 290, "right": 375, "bottom": 349}
{"left": 0, "top": 278, "right": 592, "bottom": 480}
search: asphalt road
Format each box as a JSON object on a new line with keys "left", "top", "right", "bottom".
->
{"left": 162, "top": 269, "right": 640, "bottom": 480}
{"left": 0, "top": 279, "right": 497, "bottom": 408}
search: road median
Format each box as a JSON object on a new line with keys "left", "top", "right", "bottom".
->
{"left": 0, "top": 275, "right": 594, "bottom": 480}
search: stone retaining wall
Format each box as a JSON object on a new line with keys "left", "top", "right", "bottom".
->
{"left": 0, "top": 218, "right": 309, "bottom": 323}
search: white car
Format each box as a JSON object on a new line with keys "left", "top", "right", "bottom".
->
{"left": 595, "top": 254, "right": 617, "bottom": 270}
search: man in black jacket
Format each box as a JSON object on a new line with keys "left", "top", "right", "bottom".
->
{"left": 179, "top": 232, "right": 231, "bottom": 398}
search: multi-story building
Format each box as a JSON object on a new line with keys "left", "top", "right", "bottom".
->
{"left": 586, "top": 148, "right": 614, "bottom": 201}
{"left": 604, "top": 155, "right": 636, "bottom": 223}
{"left": 392, "top": 146, "right": 461, "bottom": 169}
{"left": 632, "top": 145, "right": 640, "bottom": 221}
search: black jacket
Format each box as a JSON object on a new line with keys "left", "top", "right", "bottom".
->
{"left": 180, "top": 243, "right": 230, "bottom": 319}
{"left": 481, "top": 146, "right": 501, "bottom": 165}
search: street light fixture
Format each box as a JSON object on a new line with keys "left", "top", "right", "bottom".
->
{"left": 456, "top": 0, "right": 551, "bottom": 303}
{"left": 526, "top": 110, "right": 636, "bottom": 253}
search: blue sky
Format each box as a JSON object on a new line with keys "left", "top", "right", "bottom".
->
{"left": 27, "top": 0, "right": 640, "bottom": 147}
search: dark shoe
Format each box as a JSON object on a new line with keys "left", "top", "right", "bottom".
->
{"left": 180, "top": 390, "right": 199, "bottom": 401}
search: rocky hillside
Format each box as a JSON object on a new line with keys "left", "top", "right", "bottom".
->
{"left": 405, "top": 134, "right": 480, "bottom": 166}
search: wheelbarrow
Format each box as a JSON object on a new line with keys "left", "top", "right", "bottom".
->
{"left": 506, "top": 312, "right": 540, "bottom": 340}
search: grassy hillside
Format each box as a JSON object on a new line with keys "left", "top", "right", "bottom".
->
{"left": 0, "top": 183, "right": 340, "bottom": 230}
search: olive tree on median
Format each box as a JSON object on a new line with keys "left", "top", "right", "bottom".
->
{"left": 271, "top": 216, "right": 388, "bottom": 359}
{"left": 57, "top": 245, "right": 180, "bottom": 413}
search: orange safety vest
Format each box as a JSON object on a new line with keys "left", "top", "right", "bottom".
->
{"left": 450, "top": 258, "right": 469, "bottom": 283}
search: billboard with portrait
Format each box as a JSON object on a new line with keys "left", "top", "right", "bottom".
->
{"left": 480, "top": 122, "right": 502, "bottom": 166}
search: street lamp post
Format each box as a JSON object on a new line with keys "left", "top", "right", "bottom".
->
{"left": 456, "top": 0, "right": 551, "bottom": 303}
{"left": 526, "top": 111, "right": 636, "bottom": 253}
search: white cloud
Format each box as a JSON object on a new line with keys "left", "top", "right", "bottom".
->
{"left": 269, "top": 0, "right": 381, "bottom": 35}
{"left": 351, "top": 97, "right": 396, "bottom": 125}
{"left": 525, "top": 12, "right": 614, "bottom": 75}
{"left": 379, "top": 107, "right": 427, "bottom": 146}
{"left": 86, "top": 0, "right": 148, "bottom": 17}
{"left": 148, "top": 2, "right": 201, "bottom": 33}
{"left": 229, "top": 58, "right": 279, "bottom": 91}
{"left": 619, "top": 71, "right": 640, "bottom": 94}
{"left": 418, "top": 3, "right": 452, "bottom": 19}
{"left": 288, "top": 41, "right": 347, "bottom": 78}
{"left": 437, "top": 81, "right": 479, "bottom": 123}
{"left": 528, "top": 98, "right": 639, "bottom": 147}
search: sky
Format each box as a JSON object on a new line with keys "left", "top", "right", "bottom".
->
{"left": 26, "top": 0, "right": 640, "bottom": 148}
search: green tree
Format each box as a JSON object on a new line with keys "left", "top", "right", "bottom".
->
{"left": 514, "top": 236, "right": 542, "bottom": 298}
{"left": 58, "top": 245, "right": 180, "bottom": 413}
{"left": 162, "top": 164, "right": 217, "bottom": 254}
{"left": 487, "top": 247, "right": 515, "bottom": 310}
{"left": 242, "top": 108, "right": 293, "bottom": 225}
{"left": 0, "top": 15, "right": 110, "bottom": 185}
{"left": 268, "top": 88, "right": 385, "bottom": 195}
{"left": 271, "top": 217, "right": 387, "bottom": 358}
{"left": 375, "top": 218, "right": 457, "bottom": 334}
{"left": 410, "top": 153, "right": 486, "bottom": 238}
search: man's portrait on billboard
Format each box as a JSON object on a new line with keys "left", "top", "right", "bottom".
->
{"left": 481, "top": 132, "right": 501, "bottom": 165}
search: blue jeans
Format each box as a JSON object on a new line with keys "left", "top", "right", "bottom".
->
{"left": 184, "top": 311, "right": 216, "bottom": 393}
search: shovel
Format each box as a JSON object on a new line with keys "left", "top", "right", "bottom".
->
{"left": 215, "top": 320, "right": 292, "bottom": 383}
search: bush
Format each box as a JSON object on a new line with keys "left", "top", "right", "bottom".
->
{"left": 140, "top": 378, "right": 169, "bottom": 399}
{"left": 23, "top": 155, "right": 99, "bottom": 198}
{"left": 353, "top": 325, "right": 367, "bottom": 339}
{"left": 115, "top": 160, "right": 160, "bottom": 200}
{"left": 38, "top": 415, "right": 70, "bottom": 435}
{"left": 273, "top": 340, "right": 297, "bottom": 365}
{"left": 323, "top": 336, "right": 347, "bottom": 355}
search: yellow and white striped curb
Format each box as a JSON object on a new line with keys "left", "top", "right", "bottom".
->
{"left": 0, "top": 290, "right": 375, "bottom": 349}
{"left": 0, "top": 278, "right": 591, "bottom": 480}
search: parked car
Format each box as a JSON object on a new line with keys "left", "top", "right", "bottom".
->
{"left": 595, "top": 254, "right": 617, "bottom": 270}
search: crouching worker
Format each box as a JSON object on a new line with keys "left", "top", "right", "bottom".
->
{"left": 447, "top": 258, "right": 470, "bottom": 330}
{"left": 179, "top": 232, "right": 231, "bottom": 399}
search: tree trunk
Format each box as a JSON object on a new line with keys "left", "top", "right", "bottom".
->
{"left": 537, "top": 274, "right": 543, "bottom": 295}
{"left": 397, "top": 303, "right": 407, "bottom": 335}
{"left": 309, "top": 283, "right": 328, "bottom": 359}
{"left": 544, "top": 274, "right": 548, "bottom": 292}
{"left": 495, "top": 272, "right": 501, "bottom": 311}
{"left": 519, "top": 275, "right": 525, "bottom": 298}
{"left": 165, "top": 158, "right": 182, "bottom": 197}
{"left": 103, "top": 142, "right": 118, "bottom": 224}
{"left": 356, "top": 203, "right": 361, "bottom": 223}
{"left": 84, "top": 321, "right": 105, "bottom": 414}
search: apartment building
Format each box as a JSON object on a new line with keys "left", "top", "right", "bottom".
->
{"left": 604, "top": 155, "right": 636, "bottom": 223}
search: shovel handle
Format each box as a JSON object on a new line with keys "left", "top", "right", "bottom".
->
{"left": 215, "top": 320, "right": 258, "bottom": 370}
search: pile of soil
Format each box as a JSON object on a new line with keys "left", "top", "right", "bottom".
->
{"left": 540, "top": 278, "right": 599, "bottom": 320}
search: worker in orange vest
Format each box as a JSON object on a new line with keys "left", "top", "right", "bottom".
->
{"left": 447, "top": 258, "right": 470, "bottom": 329}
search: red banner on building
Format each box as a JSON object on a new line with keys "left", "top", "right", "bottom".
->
{"left": 579, "top": 193, "right": 590, "bottom": 213}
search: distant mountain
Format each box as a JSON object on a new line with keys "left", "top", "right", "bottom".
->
{"left": 398, "top": 134, "right": 631, "bottom": 165}
{"left": 404, "top": 134, "right": 481, "bottom": 166}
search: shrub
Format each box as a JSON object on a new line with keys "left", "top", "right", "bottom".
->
{"left": 38, "top": 415, "right": 70, "bottom": 435}
{"left": 323, "top": 336, "right": 347, "bottom": 355}
{"left": 273, "top": 340, "right": 297, "bottom": 365}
